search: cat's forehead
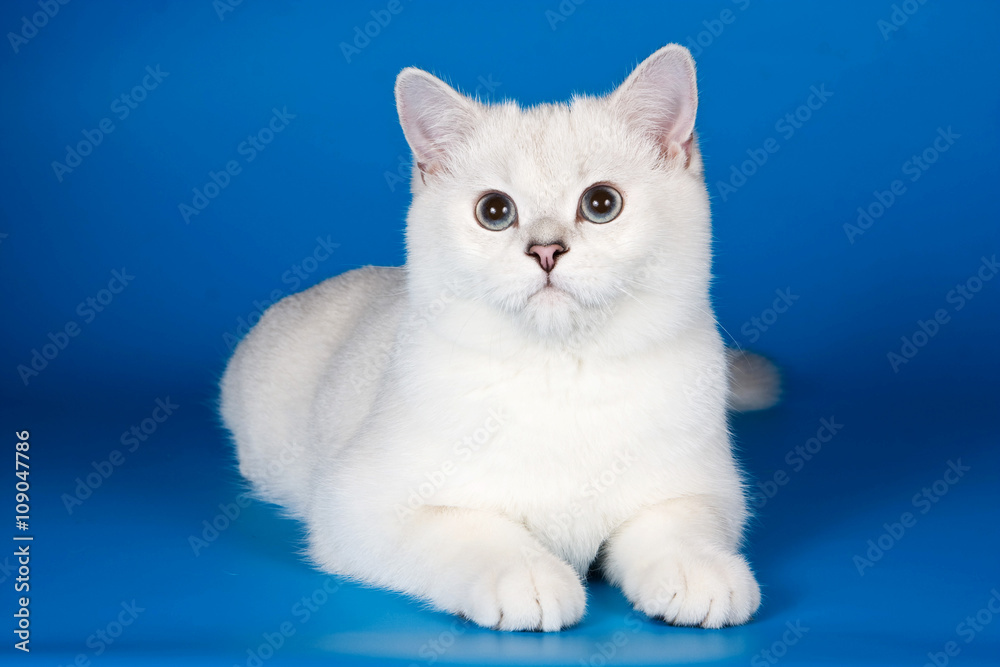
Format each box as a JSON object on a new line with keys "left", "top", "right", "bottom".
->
{"left": 463, "top": 98, "right": 645, "bottom": 195}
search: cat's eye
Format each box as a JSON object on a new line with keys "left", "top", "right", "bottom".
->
{"left": 475, "top": 192, "right": 518, "bottom": 231}
{"left": 579, "top": 184, "right": 623, "bottom": 224}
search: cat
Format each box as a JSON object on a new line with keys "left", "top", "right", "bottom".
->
{"left": 220, "top": 43, "right": 779, "bottom": 632}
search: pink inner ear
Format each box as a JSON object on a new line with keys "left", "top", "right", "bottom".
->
{"left": 667, "top": 134, "right": 695, "bottom": 168}
{"left": 614, "top": 45, "right": 699, "bottom": 163}
{"left": 395, "top": 69, "right": 475, "bottom": 172}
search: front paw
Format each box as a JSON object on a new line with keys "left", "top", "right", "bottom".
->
{"left": 628, "top": 550, "right": 760, "bottom": 628}
{"left": 457, "top": 549, "right": 587, "bottom": 632}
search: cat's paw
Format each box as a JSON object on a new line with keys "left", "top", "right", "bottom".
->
{"left": 629, "top": 550, "right": 760, "bottom": 628}
{"left": 459, "top": 550, "right": 586, "bottom": 631}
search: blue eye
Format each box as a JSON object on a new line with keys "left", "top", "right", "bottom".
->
{"left": 476, "top": 192, "right": 517, "bottom": 231}
{"left": 579, "top": 184, "right": 623, "bottom": 224}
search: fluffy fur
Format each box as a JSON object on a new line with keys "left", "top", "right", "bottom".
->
{"left": 220, "top": 44, "right": 778, "bottom": 631}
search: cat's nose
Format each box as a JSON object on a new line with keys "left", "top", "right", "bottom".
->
{"left": 526, "top": 242, "right": 568, "bottom": 273}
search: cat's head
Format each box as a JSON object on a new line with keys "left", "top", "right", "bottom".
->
{"left": 396, "top": 45, "right": 713, "bottom": 349}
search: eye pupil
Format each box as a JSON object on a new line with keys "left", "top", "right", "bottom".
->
{"left": 580, "top": 185, "right": 622, "bottom": 223}
{"left": 476, "top": 193, "right": 517, "bottom": 230}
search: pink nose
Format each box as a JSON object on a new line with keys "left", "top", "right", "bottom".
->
{"left": 527, "top": 243, "right": 568, "bottom": 273}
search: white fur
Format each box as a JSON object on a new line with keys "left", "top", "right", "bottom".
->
{"left": 220, "top": 44, "right": 773, "bottom": 631}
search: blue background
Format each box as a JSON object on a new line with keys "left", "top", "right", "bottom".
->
{"left": 1, "top": 0, "right": 998, "bottom": 665}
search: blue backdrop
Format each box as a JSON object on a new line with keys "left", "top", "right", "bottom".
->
{"left": 1, "top": 1, "right": 997, "bottom": 665}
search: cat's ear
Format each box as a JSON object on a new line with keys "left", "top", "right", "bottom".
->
{"left": 611, "top": 44, "right": 699, "bottom": 167}
{"left": 395, "top": 68, "right": 478, "bottom": 177}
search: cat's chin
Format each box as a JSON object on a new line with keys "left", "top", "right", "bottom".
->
{"left": 521, "top": 285, "right": 581, "bottom": 339}
{"left": 527, "top": 284, "right": 576, "bottom": 309}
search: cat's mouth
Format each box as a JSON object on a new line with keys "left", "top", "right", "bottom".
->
{"left": 537, "top": 276, "right": 559, "bottom": 291}
{"left": 530, "top": 280, "right": 572, "bottom": 302}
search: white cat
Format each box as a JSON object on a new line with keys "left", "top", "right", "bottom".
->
{"left": 220, "top": 43, "right": 779, "bottom": 632}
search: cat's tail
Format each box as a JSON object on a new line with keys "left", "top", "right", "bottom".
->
{"left": 727, "top": 349, "right": 781, "bottom": 412}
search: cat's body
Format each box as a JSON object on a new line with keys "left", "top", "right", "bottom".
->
{"left": 221, "top": 44, "right": 777, "bottom": 631}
